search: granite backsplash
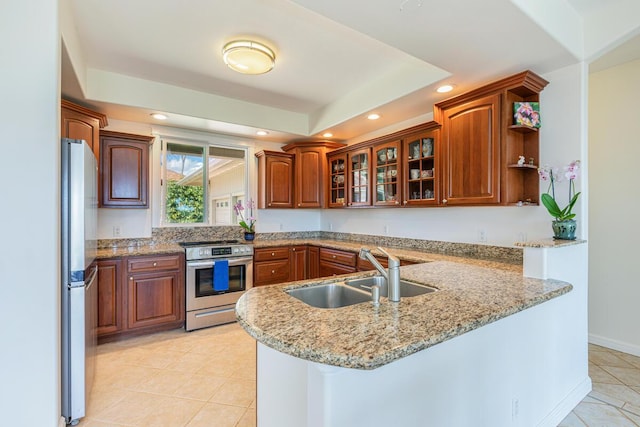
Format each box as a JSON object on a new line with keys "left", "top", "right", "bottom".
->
{"left": 98, "top": 227, "right": 522, "bottom": 264}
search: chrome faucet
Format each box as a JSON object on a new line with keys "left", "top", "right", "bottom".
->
{"left": 358, "top": 247, "right": 401, "bottom": 302}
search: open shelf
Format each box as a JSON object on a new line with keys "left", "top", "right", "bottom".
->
{"left": 507, "top": 164, "right": 538, "bottom": 169}
{"left": 508, "top": 124, "right": 539, "bottom": 133}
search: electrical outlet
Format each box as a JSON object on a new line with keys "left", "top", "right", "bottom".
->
{"left": 329, "top": 222, "right": 333, "bottom": 231}
{"left": 512, "top": 398, "right": 519, "bottom": 420}
{"left": 478, "top": 229, "right": 487, "bottom": 242}
{"left": 383, "top": 225, "right": 389, "bottom": 235}
{"left": 517, "top": 232, "right": 527, "bottom": 243}
{"left": 113, "top": 226, "right": 121, "bottom": 237}
{"left": 279, "top": 223, "right": 283, "bottom": 231}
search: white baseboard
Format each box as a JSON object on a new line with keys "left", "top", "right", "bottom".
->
{"left": 537, "top": 376, "right": 592, "bottom": 427}
{"left": 589, "top": 333, "right": 640, "bottom": 357}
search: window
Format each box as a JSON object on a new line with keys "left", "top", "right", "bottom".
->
{"left": 162, "top": 140, "right": 246, "bottom": 225}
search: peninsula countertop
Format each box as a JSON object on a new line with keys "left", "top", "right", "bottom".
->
{"left": 236, "top": 258, "right": 572, "bottom": 370}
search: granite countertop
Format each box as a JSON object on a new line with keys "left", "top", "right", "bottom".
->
{"left": 96, "top": 243, "right": 183, "bottom": 259}
{"left": 236, "top": 258, "right": 572, "bottom": 370}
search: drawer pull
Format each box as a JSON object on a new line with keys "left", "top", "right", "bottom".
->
{"left": 271, "top": 252, "right": 275, "bottom": 256}
{"left": 129, "top": 276, "right": 133, "bottom": 280}
{"left": 153, "top": 262, "right": 157, "bottom": 267}
{"left": 332, "top": 255, "right": 336, "bottom": 259}
{"left": 271, "top": 270, "right": 275, "bottom": 274}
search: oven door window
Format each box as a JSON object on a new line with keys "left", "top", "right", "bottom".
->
{"left": 195, "top": 263, "right": 246, "bottom": 297}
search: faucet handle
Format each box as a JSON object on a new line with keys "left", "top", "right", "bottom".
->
{"left": 376, "top": 247, "right": 400, "bottom": 267}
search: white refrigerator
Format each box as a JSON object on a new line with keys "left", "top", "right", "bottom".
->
{"left": 61, "top": 138, "right": 98, "bottom": 425}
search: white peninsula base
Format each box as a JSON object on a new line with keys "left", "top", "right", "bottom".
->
{"left": 257, "top": 243, "right": 589, "bottom": 427}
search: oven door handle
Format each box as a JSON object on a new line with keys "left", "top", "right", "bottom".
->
{"left": 186, "top": 257, "right": 254, "bottom": 268}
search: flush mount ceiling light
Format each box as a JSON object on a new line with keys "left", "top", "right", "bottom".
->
{"left": 437, "top": 84, "right": 455, "bottom": 93}
{"left": 223, "top": 40, "right": 276, "bottom": 75}
{"left": 256, "top": 130, "right": 269, "bottom": 136}
{"left": 322, "top": 132, "right": 333, "bottom": 138}
{"left": 150, "top": 113, "right": 167, "bottom": 120}
{"left": 367, "top": 113, "right": 381, "bottom": 120}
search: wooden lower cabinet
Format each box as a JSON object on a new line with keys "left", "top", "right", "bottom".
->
{"left": 318, "top": 247, "right": 357, "bottom": 277}
{"left": 308, "top": 246, "right": 320, "bottom": 279}
{"left": 97, "top": 259, "right": 124, "bottom": 337}
{"left": 97, "top": 253, "right": 184, "bottom": 342}
{"left": 289, "top": 246, "right": 308, "bottom": 281}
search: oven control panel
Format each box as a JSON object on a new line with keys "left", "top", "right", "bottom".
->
{"left": 185, "top": 244, "right": 253, "bottom": 261}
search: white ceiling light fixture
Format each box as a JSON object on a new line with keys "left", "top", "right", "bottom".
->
{"left": 256, "top": 130, "right": 269, "bottom": 136}
{"left": 323, "top": 132, "right": 333, "bottom": 138}
{"left": 223, "top": 40, "right": 276, "bottom": 75}
{"left": 367, "top": 113, "right": 381, "bottom": 120}
{"left": 150, "top": 113, "right": 167, "bottom": 120}
{"left": 436, "top": 84, "right": 455, "bottom": 93}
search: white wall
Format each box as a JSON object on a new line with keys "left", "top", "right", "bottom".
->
{"left": 588, "top": 59, "right": 640, "bottom": 354}
{"left": 0, "top": 1, "right": 61, "bottom": 425}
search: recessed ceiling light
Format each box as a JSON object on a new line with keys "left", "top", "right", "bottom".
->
{"left": 367, "top": 113, "right": 381, "bottom": 120}
{"left": 223, "top": 40, "right": 276, "bottom": 75}
{"left": 256, "top": 130, "right": 269, "bottom": 136}
{"left": 323, "top": 132, "right": 333, "bottom": 138}
{"left": 150, "top": 113, "right": 167, "bottom": 120}
{"left": 436, "top": 84, "right": 454, "bottom": 93}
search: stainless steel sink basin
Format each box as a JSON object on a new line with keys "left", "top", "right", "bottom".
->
{"left": 286, "top": 283, "right": 372, "bottom": 309}
{"left": 345, "top": 276, "right": 437, "bottom": 297}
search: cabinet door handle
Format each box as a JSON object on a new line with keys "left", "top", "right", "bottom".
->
{"left": 403, "top": 200, "right": 408, "bottom": 205}
{"left": 129, "top": 276, "right": 133, "bottom": 280}
{"left": 153, "top": 262, "right": 157, "bottom": 267}
{"left": 271, "top": 252, "right": 275, "bottom": 256}
{"left": 268, "top": 203, "right": 272, "bottom": 207}
{"left": 271, "top": 270, "right": 275, "bottom": 274}
{"left": 395, "top": 201, "right": 399, "bottom": 205}
{"left": 298, "top": 203, "right": 301, "bottom": 207}
{"left": 332, "top": 255, "right": 336, "bottom": 259}
{"left": 442, "top": 198, "right": 448, "bottom": 204}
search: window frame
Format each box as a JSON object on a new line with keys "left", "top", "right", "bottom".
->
{"left": 157, "top": 135, "right": 249, "bottom": 228}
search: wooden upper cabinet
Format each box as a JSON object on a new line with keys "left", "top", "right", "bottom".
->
{"left": 282, "top": 141, "right": 344, "bottom": 208}
{"left": 437, "top": 94, "right": 501, "bottom": 206}
{"left": 61, "top": 100, "right": 108, "bottom": 160}
{"left": 100, "top": 130, "right": 153, "bottom": 208}
{"left": 256, "top": 151, "right": 294, "bottom": 209}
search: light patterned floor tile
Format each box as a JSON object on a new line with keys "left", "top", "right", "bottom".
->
{"left": 590, "top": 351, "right": 636, "bottom": 368}
{"left": 185, "top": 402, "right": 246, "bottom": 427}
{"left": 558, "top": 411, "right": 587, "bottom": 427}
{"left": 590, "top": 364, "right": 624, "bottom": 384}
{"left": 173, "top": 373, "right": 227, "bottom": 401}
{"left": 236, "top": 407, "right": 257, "bottom": 427}
{"left": 572, "top": 401, "right": 638, "bottom": 427}
{"left": 133, "top": 369, "right": 195, "bottom": 395}
{"left": 592, "top": 383, "right": 640, "bottom": 408}
{"left": 209, "top": 378, "right": 256, "bottom": 407}
{"left": 601, "top": 365, "right": 640, "bottom": 387}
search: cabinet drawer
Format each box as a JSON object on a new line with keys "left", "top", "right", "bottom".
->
{"left": 254, "top": 260, "right": 290, "bottom": 286}
{"left": 357, "top": 256, "right": 389, "bottom": 271}
{"left": 319, "top": 248, "right": 357, "bottom": 267}
{"left": 318, "top": 260, "right": 357, "bottom": 277}
{"left": 127, "top": 254, "right": 182, "bottom": 273}
{"left": 254, "top": 247, "right": 290, "bottom": 262}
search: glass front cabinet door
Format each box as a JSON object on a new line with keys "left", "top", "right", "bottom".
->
{"left": 373, "top": 140, "right": 401, "bottom": 206}
{"left": 347, "top": 148, "right": 371, "bottom": 207}
{"left": 403, "top": 129, "right": 439, "bottom": 206}
{"left": 328, "top": 154, "right": 347, "bottom": 207}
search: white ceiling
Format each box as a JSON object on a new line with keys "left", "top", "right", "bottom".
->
{"left": 61, "top": 0, "right": 640, "bottom": 143}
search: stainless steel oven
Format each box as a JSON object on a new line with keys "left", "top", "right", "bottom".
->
{"left": 182, "top": 240, "right": 253, "bottom": 331}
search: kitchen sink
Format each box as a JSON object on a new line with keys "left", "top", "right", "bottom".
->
{"left": 286, "top": 283, "right": 372, "bottom": 309}
{"left": 345, "top": 276, "right": 437, "bottom": 297}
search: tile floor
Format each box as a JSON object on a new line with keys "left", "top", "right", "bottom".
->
{"left": 80, "top": 324, "right": 640, "bottom": 427}
{"left": 559, "top": 343, "right": 640, "bottom": 426}
{"left": 78, "top": 323, "right": 256, "bottom": 427}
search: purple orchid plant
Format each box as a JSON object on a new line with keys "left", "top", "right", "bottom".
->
{"left": 233, "top": 199, "right": 256, "bottom": 232}
{"left": 538, "top": 160, "right": 581, "bottom": 221}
